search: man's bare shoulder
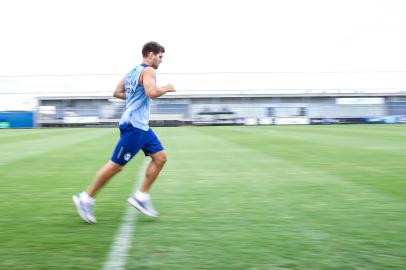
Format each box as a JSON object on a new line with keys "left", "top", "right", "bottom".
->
{"left": 143, "top": 66, "right": 155, "bottom": 73}
{"left": 140, "top": 66, "right": 155, "bottom": 85}
{"left": 141, "top": 66, "right": 155, "bottom": 78}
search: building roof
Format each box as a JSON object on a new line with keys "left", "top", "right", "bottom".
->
{"left": 2, "top": 72, "right": 406, "bottom": 109}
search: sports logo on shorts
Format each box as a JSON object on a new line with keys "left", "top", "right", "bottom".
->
{"left": 124, "top": 153, "right": 132, "bottom": 161}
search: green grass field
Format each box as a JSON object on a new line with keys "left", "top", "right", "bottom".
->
{"left": 1, "top": 125, "right": 406, "bottom": 269}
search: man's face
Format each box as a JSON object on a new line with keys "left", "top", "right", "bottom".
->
{"left": 150, "top": 52, "right": 163, "bottom": 69}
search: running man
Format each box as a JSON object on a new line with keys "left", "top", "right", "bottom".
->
{"left": 73, "top": 41, "right": 175, "bottom": 224}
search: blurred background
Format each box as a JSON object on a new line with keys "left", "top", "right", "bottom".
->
{"left": 1, "top": 71, "right": 406, "bottom": 128}
{"left": 1, "top": 0, "right": 405, "bottom": 128}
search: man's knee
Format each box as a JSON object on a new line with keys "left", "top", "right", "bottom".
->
{"left": 108, "top": 160, "right": 124, "bottom": 172}
{"left": 152, "top": 151, "right": 168, "bottom": 165}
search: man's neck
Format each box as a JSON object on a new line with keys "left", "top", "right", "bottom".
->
{"left": 142, "top": 59, "right": 152, "bottom": 66}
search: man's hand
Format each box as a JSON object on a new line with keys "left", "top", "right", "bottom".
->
{"left": 162, "top": 83, "right": 175, "bottom": 93}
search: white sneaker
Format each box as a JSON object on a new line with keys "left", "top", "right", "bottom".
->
{"left": 128, "top": 195, "right": 159, "bottom": 218}
{"left": 72, "top": 193, "right": 97, "bottom": 224}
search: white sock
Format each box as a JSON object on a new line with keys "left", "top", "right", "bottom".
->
{"left": 135, "top": 190, "right": 150, "bottom": 201}
{"left": 80, "top": 192, "right": 95, "bottom": 204}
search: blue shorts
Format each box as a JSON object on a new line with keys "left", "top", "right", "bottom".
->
{"left": 111, "top": 123, "right": 164, "bottom": 166}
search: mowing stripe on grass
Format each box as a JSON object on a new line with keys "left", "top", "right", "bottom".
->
{"left": 0, "top": 128, "right": 115, "bottom": 165}
{"left": 102, "top": 160, "right": 147, "bottom": 270}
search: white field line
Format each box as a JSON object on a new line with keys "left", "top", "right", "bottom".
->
{"left": 102, "top": 160, "right": 148, "bottom": 270}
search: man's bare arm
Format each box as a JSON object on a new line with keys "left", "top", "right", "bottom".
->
{"left": 113, "top": 79, "right": 126, "bottom": 100}
{"left": 142, "top": 67, "right": 175, "bottom": 98}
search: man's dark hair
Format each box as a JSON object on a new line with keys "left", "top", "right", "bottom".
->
{"left": 142, "top": 41, "right": 165, "bottom": 57}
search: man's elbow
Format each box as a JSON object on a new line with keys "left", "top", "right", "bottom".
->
{"left": 146, "top": 92, "right": 158, "bottom": 99}
{"left": 145, "top": 89, "right": 160, "bottom": 98}
{"left": 113, "top": 90, "right": 125, "bottom": 99}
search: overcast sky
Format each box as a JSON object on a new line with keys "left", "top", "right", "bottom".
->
{"left": 0, "top": 0, "right": 405, "bottom": 106}
{"left": 1, "top": 0, "right": 405, "bottom": 74}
